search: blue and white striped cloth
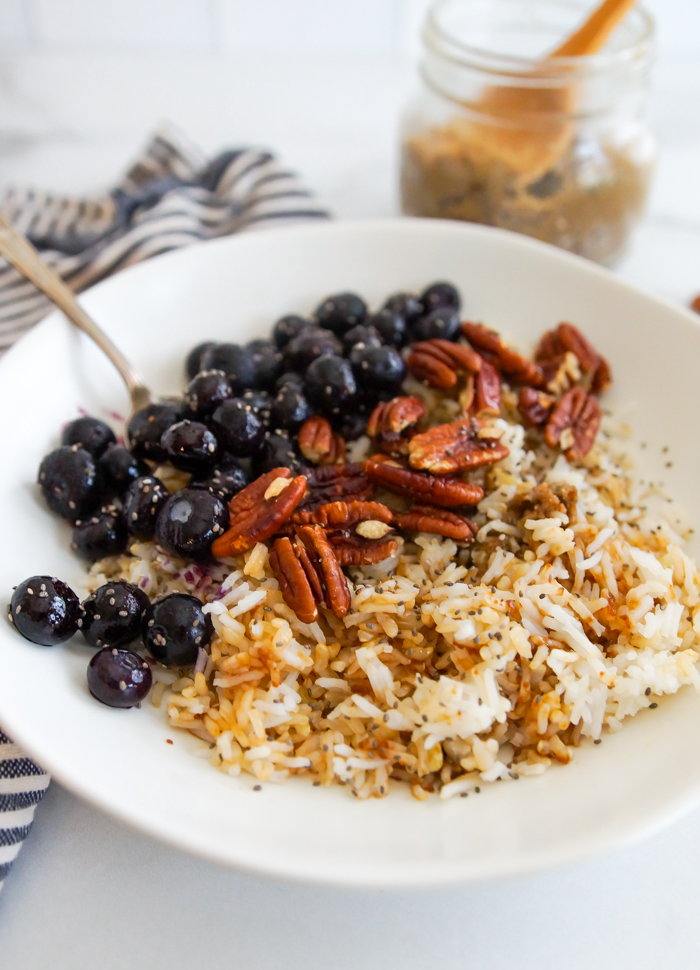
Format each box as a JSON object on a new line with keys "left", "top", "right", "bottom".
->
{"left": 0, "top": 126, "right": 329, "bottom": 890}
{"left": 0, "top": 731, "right": 50, "bottom": 892}
{"left": 0, "top": 126, "right": 329, "bottom": 353}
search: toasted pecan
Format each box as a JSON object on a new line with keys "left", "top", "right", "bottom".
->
{"left": 406, "top": 349, "right": 456, "bottom": 389}
{"left": 269, "top": 537, "right": 318, "bottom": 623}
{"left": 535, "top": 322, "right": 611, "bottom": 395}
{"left": 297, "top": 525, "right": 351, "bottom": 618}
{"left": 291, "top": 500, "right": 393, "bottom": 528}
{"left": 228, "top": 467, "right": 290, "bottom": 518}
{"left": 212, "top": 469, "right": 307, "bottom": 557}
{"left": 329, "top": 534, "right": 399, "bottom": 565}
{"left": 408, "top": 418, "right": 509, "bottom": 474}
{"left": 299, "top": 463, "right": 374, "bottom": 511}
{"left": 545, "top": 386, "right": 601, "bottom": 460}
{"left": 461, "top": 322, "right": 543, "bottom": 386}
{"left": 406, "top": 339, "right": 481, "bottom": 389}
{"left": 472, "top": 359, "right": 501, "bottom": 416}
{"left": 364, "top": 454, "right": 483, "bottom": 507}
{"left": 298, "top": 416, "right": 346, "bottom": 465}
{"left": 367, "top": 396, "right": 426, "bottom": 456}
{"left": 393, "top": 505, "right": 477, "bottom": 540}
{"left": 517, "top": 386, "right": 555, "bottom": 427}
{"left": 295, "top": 541, "right": 325, "bottom": 603}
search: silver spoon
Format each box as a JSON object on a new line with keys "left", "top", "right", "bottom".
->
{"left": 0, "top": 213, "right": 152, "bottom": 424}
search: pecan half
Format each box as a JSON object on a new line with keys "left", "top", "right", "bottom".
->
{"left": 472, "top": 359, "right": 501, "bottom": 416}
{"left": 461, "top": 322, "right": 543, "bottom": 386}
{"left": 294, "top": 541, "right": 325, "bottom": 603}
{"left": 299, "top": 463, "right": 374, "bottom": 511}
{"left": 544, "top": 386, "right": 601, "bottom": 460}
{"left": 406, "top": 339, "right": 481, "bottom": 389}
{"left": 291, "top": 500, "right": 393, "bottom": 529}
{"left": 298, "top": 416, "right": 346, "bottom": 465}
{"left": 212, "top": 468, "right": 307, "bottom": 557}
{"left": 364, "top": 454, "right": 483, "bottom": 507}
{"left": 408, "top": 419, "right": 509, "bottom": 474}
{"left": 517, "top": 386, "right": 554, "bottom": 427}
{"left": 297, "top": 525, "right": 351, "bottom": 618}
{"left": 393, "top": 505, "right": 478, "bottom": 540}
{"left": 367, "top": 396, "right": 426, "bottom": 456}
{"left": 330, "top": 535, "right": 398, "bottom": 566}
{"left": 269, "top": 537, "right": 319, "bottom": 624}
{"left": 535, "top": 322, "right": 611, "bottom": 395}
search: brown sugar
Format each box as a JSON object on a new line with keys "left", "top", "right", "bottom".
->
{"left": 401, "top": 116, "right": 652, "bottom": 266}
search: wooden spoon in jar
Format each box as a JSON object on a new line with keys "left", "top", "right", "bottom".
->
{"left": 464, "top": 0, "right": 640, "bottom": 179}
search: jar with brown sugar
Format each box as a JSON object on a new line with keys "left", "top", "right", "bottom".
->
{"left": 400, "top": 0, "right": 656, "bottom": 266}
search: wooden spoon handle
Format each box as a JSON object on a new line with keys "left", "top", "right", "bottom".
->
{"left": 551, "top": 0, "right": 638, "bottom": 58}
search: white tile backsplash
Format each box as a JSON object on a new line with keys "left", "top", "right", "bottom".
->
{"left": 0, "top": 0, "right": 697, "bottom": 58}
{"left": 215, "top": 0, "right": 398, "bottom": 55}
{"left": 0, "top": 0, "right": 32, "bottom": 49}
{"left": 27, "top": 0, "right": 213, "bottom": 52}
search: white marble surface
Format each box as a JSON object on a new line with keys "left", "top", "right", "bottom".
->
{"left": 1, "top": 23, "right": 700, "bottom": 969}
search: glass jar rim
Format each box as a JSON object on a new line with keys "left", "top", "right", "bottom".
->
{"left": 424, "top": 0, "right": 654, "bottom": 80}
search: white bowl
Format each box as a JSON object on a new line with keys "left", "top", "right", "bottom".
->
{"left": 1, "top": 218, "right": 699, "bottom": 888}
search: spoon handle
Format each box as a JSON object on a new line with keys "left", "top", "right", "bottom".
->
{"left": 551, "top": 0, "right": 639, "bottom": 58}
{"left": 0, "top": 213, "right": 150, "bottom": 411}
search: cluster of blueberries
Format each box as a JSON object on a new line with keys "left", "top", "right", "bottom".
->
{"left": 10, "top": 281, "right": 463, "bottom": 707}
{"left": 8, "top": 577, "right": 212, "bottom": 707}
{"left": 34, "top": 280, "right": 462, "bottom": 568}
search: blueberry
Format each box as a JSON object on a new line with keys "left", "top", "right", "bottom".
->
{"left": 247, "top": 339, "right": 283, "bottom": 390}
{"left": 304, "top": 355, "right": 357, "bottom": 416}
{"left": 8, "top": 576, "right": 81, "bottom": 646}
{"left": 72, "top": 504, "right": 128, "bottom": 562}
{"left": 185, "top": 370, "right": 232, "bottom": 418}
{"left": 314, "top": 292, "right": 367, "bottom": 336}
{"left": 124, "top": 475, "right": 170, "bottom": 540}
{"left": 61, "top": 417, "right": 116, "bottom": 457}
{"left": 87, "top": 648, "right": 152, "bottom": 708}
{"left": 274, "top": 371, "right": 304, "bottom": 391}
{"left": 81, "top": 580, "right": 150, "bottom": 649}
{"left": 420, "top": 281, "right": 461, "bottom": 315}
{"left": 271, "top": 382, "right": 314, "bottom": 433}
{"left": 283, "top": 328, "right": 342, "bottom": 372}
{"left": 211, "top": 398, "right": 265, "bottom": 456}
{"left": 369, "top": 308, "right": 408, "bottom": 347}
{"left": 341, "top": 324, "right": 382, "bottom": 355}
{"left": 99, "top": 444, "right": 149, "bottom": 496}
{"left": 127, "top": 402, "right": 188, "bottom": 462}
{"left": 257, "top": 430, "right": 307, "bottom": 475}
{"left": 193, "top": 460, "right": 251, "bottom": 503}
{"left": 337, "top": 410, "right": 370, "bottom": 441}
{"left": 161, "top": 420, "right": 220, "bottom": 474}
{"left": 156, "top": 488, "right": 230, "bottom": 563}
{"left": 409, "top": 307, "right": 461, "bottom": 343}
{"left": 185, "top": 341, "right": 216, "bottom": 381}
{"left": 143, "top": 593, "right": 213, "bottom": 667}
{"left": 351, "top": 344, "right": 406, "bottom": 392}
{"left": 272, "top": 314, "right": 312, "bottom": 349}
{"left": 241, "top": 389, "right": 272, "bottom": 426}
{"left": 200, "top": 344, "right": 257, "bottom": 394}
{"left": 383, "top": 292, "right": 423, "bottom": 327}
{"left": 38, "top": 446, "right": 102, "bottom": 520}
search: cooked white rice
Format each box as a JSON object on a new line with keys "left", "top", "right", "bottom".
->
{"left": 89, "top": 390, "right": 700, "bottom": 800}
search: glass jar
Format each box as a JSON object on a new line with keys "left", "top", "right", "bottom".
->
{"left": 400, "top": 0, "right": 656, "bottom": 265}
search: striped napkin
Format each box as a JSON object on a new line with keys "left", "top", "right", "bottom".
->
{"left": 0, "top": 126, "right": 328, "bottom": 353}
{"left": 0, "top": 126, "right": 329, "bottom": 890}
